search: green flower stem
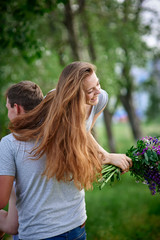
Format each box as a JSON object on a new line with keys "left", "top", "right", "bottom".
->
{"left": 99, "top": 169, "right": 118, "bottom": 190}
{"left": 101, "top": 165, "right": 117, "bottom": 173}
{"left": 104, "top": 169, "right": 117, "bottom": 183}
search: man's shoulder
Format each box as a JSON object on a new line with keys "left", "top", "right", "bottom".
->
{"left": 1, "top": 133, "right": 15, "bottom": 144}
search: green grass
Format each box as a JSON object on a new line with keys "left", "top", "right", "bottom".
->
{"left": 85, "top": 121, "right": 160, "bottom": 240}
{"left": 85, "top": 173, "right": 160, "bottom": 240}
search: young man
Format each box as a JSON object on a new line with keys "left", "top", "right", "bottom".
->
{"left": 0, "top": 81, "right": 43, "bottom": 240}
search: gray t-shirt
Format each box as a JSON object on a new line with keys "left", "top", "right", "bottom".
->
{"left": 0, "top": 89, "right": 108, "bottom": 240}
{"left": 86, "top": 89, "right": 108, "bottom": 131}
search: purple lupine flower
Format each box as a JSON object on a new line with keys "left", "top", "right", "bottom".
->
{"left": 100, "top": 136, "right": 160, "bottom": 193}
{"left": 128, "top": 136, "right": 160, "bottom": 195}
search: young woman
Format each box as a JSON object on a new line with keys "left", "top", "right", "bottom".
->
{"left": 0, "top": 62, "right": 132, "bottom": 240}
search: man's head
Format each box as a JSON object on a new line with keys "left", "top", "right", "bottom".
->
{"left": 5, "top": 81, "right": 43, "bottom": 120}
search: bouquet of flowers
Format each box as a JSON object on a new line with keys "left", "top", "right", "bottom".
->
{"left": 98, "top": 136, "right": 160, "bottom": 195}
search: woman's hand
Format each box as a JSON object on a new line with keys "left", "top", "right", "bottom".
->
{"left": 87, "top": 132, "right": 132, "bottom": 173}
{"left": 102, "top": 153, "right": 132, "bottom": 173}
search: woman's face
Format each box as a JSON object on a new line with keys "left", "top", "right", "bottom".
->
{"left": 83, "top": 71, "right": 101, "bottom": 106}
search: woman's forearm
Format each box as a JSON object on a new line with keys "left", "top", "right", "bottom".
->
{"left": 89, "top": 132, "right": 132, "bottom": 171}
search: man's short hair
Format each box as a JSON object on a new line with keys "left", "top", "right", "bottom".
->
{"left": 5, "top": 81, "right": 43, "bottom": 112}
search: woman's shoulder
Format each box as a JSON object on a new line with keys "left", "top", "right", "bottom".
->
{"left": 95, "top": 89, "right": 108, "bottom": 114}
{"left": 99, "top": 89, "right": 108, "bottom": 102}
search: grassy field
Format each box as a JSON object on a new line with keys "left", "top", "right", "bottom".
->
{"left": 85, "top": 174, "right": 160, "bottom": 240}
{"left": 85, "top": 120, "right": 160, "bottom": 240}
{"left": 4, "top": 121, "right": 160, "bottom": 240}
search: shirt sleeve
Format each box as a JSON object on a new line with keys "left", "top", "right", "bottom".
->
{"left": 95, "top": 89, "right": 108, "bottom": 114}
{"left": 0, "top": 136, "right": 16, "bottom": 176}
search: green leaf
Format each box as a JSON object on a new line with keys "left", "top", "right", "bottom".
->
{"left": 146, "top": 149, "right": 152, "bottom": 157}
{"left": 152, "top": 150, "right": 158, "bottom": 161}
{"left": 141, "top": 158, "right": 145, "bottom": 164}
{"left": 144, "top": 152, "right": 148, "bottom": 162}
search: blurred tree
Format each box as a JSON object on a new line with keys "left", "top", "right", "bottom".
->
{"left": 79, "top": 0, "right": 155, "bottom": 141}
{"left": 0, "top": 0, "right": 158, "bottom": 148}
{"left": 0, "top": 0, "right": 65, "bottom": 61}
{"left": 146, "top": 55, "right": 160, "bottom": 120}
{"left": 96, "top": 1, "right": 139, "bottom": 140}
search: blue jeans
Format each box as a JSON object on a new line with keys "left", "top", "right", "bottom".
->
{"left": 19, "top": 225, "right": 86, "bottom": 240}
{"left": 43, "top": 225, "right": 86, "bottom": 240}
{"left": 12, "top": 235, "right": 19, "bottom": 240}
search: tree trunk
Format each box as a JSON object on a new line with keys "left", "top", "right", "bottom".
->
{"left": 120, "top": 46, "right": 142, "bottom": 141}
{"left": 103, "top": 108, "right": 116, "bottom": 153}
{"left": 77, "top": 0, "right": 96, "bottom": 61}
{"left": 80, "top": 13, "right": 96, "bottom": 61}
{"left": 63, "top": 0, "right": 80, "bottom": 60}
{"left": 120, "top": 93, "right": 142, "bottom": 140}
{"left": 48, "top": 13, "right": 66, "bottom": 66}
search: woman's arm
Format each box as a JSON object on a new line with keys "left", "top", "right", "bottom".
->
{"left": 90, "top": 110, "right": 132, "bottom": 172}
{"left": 89, "top": 132, "right": 132, "bottom": 172}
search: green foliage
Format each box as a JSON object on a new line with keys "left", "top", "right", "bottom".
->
{"left": 0, "top": 0, "right": 66, "bottom": 61}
